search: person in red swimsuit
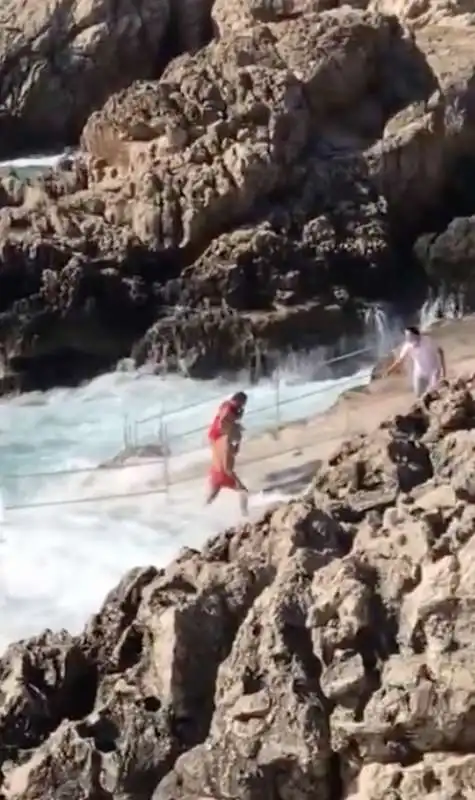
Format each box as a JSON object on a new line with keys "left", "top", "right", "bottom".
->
{"left": 205, "top": 391, "right": 249, "bottom": 515}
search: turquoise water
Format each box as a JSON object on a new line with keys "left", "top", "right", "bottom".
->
{"left": 0, "top": 152, "right": 449, "bottom": 651}
{"left": 0, "top": 352, "right": 373, "bottom": 650}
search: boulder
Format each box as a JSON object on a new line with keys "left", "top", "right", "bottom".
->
{"left": 0, "top": 0, "right": 217, "bottom": 156}
{"left": 2, "top": 3, "right": 475, "bottom": 388}
{"left": 367, "top": 24, "right": 475, "bottom": 236}
{"left": 2, "top": 378, "right": 475, "bottom": 799}
{"left": 414, "top": 212, "right": 475, "bottom": 307}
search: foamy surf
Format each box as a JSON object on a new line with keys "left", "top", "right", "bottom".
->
{"left": 0, "top": 483, "right": 289, "bottom": 650}
{"left": 0, "top": 351, "right": 378, "bottom": 652}
{"left": 0, "top": 152, "right": 70, "bottom": 170}
{"left": 0, "top": 145, "right": 463, "bottom": 651}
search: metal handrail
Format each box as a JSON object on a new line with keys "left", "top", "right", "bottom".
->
{"left": 156, "top": 369, "right": 371, "bottom": 447}
{"left": 2, "top": 421, "right": 356, "bottom": 512}
{"left": 0, "top": 369, "right": 371, "bottom": 483}
{"left": 134, "top": 345, "right": 375, "bottom": 427}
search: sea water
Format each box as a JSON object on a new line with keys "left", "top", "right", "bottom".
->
{"left": 0, "top": 355, "right": 378, "bottom": 650}
{"left": 0, "top": 155, "right": 457, "bottom": 652}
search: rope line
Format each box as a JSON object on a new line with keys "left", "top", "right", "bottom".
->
{"left": 3, "top": 487, "right": 164, "bottom": 512}
{"left": 2, "top": 427, "right": 353, "bottom": 512}
{"left": 143, "top": 369, "right": 371, "bottom": 447}
{"left": 2, "top": 370, "right": 371, "bottom": 483}
{"left": 134, "top": 345, "right": 375, "bottom": 427}
{"left": 0, "top": 344, "right": 378, "bottom": 515}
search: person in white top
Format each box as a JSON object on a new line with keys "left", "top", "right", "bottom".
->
{"left": 384, "top": 326, "right": 446, "bottom": 396}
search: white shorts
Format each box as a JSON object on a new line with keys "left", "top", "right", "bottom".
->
{"left": 413, "top": 370, "right": 439, "bottom": 397}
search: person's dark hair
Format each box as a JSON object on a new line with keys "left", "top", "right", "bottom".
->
{"left": 231, "top": 391, "right": 248, "bottom": 405}
{"left": 405, "top": 325, "right": 420, "bottom": 337}
{"left": 231, "top": 391, "right": 247, "bottom": 418}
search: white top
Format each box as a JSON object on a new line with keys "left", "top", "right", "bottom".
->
{"left": 399, "top": 336, "right": 441, "bottom": 377}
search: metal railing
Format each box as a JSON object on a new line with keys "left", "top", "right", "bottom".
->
{"left": 0, "top": 345, "right": 378, "bottom": 514}
{"left": 132, "top": 345, "right": 374, "bottom": 429}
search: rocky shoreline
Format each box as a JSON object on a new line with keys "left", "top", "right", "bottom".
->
{"left": 0, "top": 0, "right": 475, "bottom": 390}
{"left": 2, "top": 375, "right": 475, "bottom": 799}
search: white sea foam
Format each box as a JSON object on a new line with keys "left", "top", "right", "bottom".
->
{"left": 0, "top": 152, "right": 68, "bottom": 170}
{"left": 0, "top": 351, "right": 377, "bottom": 651}
{"left": 0, "top": 150, "right": 458, "bottom": 651}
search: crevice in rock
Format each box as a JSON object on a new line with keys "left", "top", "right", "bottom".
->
{"left": 167, "top": 566, "right": 278, "bottom": 753}
{"left": 62, "top": 663, "right": 99, "bottom": 723}
{"left": 116, "top": 626, "right": 145, "bottom": 672}
{"left": 76, "top": 717, "right": 119, "bottom": 753}
{"left": 352, "top": 634, "right": 381, "bottom": 724}
{"left": 80, "top": 566, "right": 158, "bottom": 672}
{"left": 392, "top": 408, "right": 430, "bottom": 438}
{"left": 281, "top": 617, "right": 327, "bottom": 710}
{"left": 386, "top": 728, "right": 423, "bottom": 767}
{"left": 23, "top": 651, "right": 99, "bottom": 732}
{"left": 88, "top": 748, "right": 116, "bottom": 800}
{"left": 343, "top": 563, "right": 399, "bottom": 722}
{"left": 358, "top": 564, "right": 399, "bottom": 661}
{"left": 422, "top": 767, "right": 442, "bottom": 792}
{"left": 327, "top": 751, "right": 344, "bottom": 800}
{"left": 142, "top": 696, "right": 162, "bottom": 713}
{"left": 242, "top": 667, "right": 264, "bottom": 695}
{"left": 387, "top": 437, "right": 434, "bottom": 493}
{"left": 411, "top": 619, "right": 428, "bottom": 655}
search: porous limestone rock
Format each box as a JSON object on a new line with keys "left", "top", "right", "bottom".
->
{"left": 0, "top": 0, "right": 218, "bottom": 155}
{"left": 2, "top": 4, "right": 475, "bottom": 389}
{"left": 2, "top": 378, "right": 475, "bottom": 799}
{"left": 0, "top": 0, "right": 170, "bottom": 154}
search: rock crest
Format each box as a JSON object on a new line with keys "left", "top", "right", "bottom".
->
{"left": 3, "top": 377, "right": 475, "bottom": 798}
{"left": 1, "top": 0, "right": 475, "bottom": 387}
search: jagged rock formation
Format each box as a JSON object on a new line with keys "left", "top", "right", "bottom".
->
{"left": 414, "top": 205, "right": 475, "bottom": 314}
{"left": 1, "top": 0, "right": 475, "bottom": 388}
{"left": 2, "top": 377, "right": 475, "bottom": 798}
{"left": 213, "top": 0, "right": 475, "bottom": 33}
{"left": 370, "top": 0, "right": 475, "bottom": 28}
{"left": 0, "top": 0, "right": 214, "bottom": 157}
{"left": 0, "top": 10, "right": 429, "bottom": 389}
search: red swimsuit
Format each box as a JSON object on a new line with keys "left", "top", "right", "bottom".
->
{"left": 208, "top": 400, "right": 239, "bottom": 490}
{"left": 208, "top": 400, "right": 235, "bottom": 443}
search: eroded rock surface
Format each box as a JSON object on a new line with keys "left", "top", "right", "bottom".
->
{"left": 0, "top": 0, "right": 216, "bottom": 156}
{"left": 0, "top": 10, "right": 434, "bottom": 388}
{"left": 2, "top": 377, "right": 475, "bottom": 799}
{"left": 1, "top": 0, "right": 475, "bottom": 389}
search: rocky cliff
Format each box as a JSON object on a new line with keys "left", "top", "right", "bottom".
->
{"left": 1, "top": 0, "right": 475, "bottom": 389}
{"left": 1, "top": 377, "right": 475, "bottom": 799}
{"left": 0, "top": 0, "right": 214, "bottom": 157}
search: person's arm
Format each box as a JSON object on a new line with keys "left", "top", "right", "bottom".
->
{"left": 217, "top": 405, "right": 238, "bottom": 440}
{"left": 222, "top": 433, "right": 247, "bottom": 490}
{"left": 384, "top": 343, "right": 409, "bottom": 377}
{"left": 223, "top": 435, "right": 234, "bottom": 476}
{"left": 215, "top": 434, "right": 234, "bottom": 477}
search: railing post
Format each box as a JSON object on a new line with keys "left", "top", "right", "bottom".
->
{"left": 163, "top": 421, "right": 170, "bottom": 499}
{"left": 133, "top": 420, "right": 138, "bottom": 448}
{"left": 157, "top": 405, "right": 170, "bottom": 499}
{"left": 0, "top": 485, "right": 5, "bottom": 524}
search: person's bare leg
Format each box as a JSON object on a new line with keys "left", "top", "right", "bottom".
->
{"left": 205, "top": 484, "right": 220, "bottom": 505}
{"left": 239, "top": 490, "right": 249, "bottom": 517}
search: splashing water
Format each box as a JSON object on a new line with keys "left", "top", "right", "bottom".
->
{"left": 363, "top": 304, "right": 398, "bottom": 355}
{"left": 0, "top": 151, "right": 464, "bottom": 649}
{"left": 0, "top": 344, "right": 378, "bottom": 650}
{"left": 419, "top": 291, "right": 466, "bottom": 330}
